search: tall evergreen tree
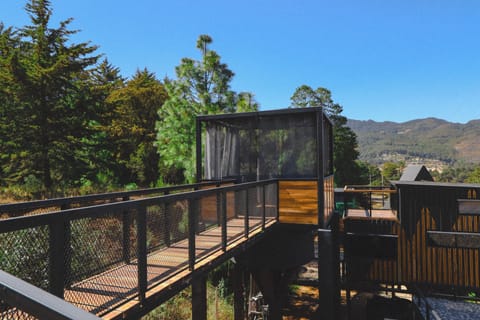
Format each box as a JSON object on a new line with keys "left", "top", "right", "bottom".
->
{"left": 0, "top": 0, "right": 99, "bottom": 195}
{"left": 84, "top": 59, "right": 125, "bottom": 186}
{"left": 0, "top": 23, "right": 24, "bottom": 187}
{"left": 290, "top": 85, "right": 361, "bottom": 186}
{"left": 156, "top": 35, "right": 241, "bottom": 182}
{"left": 106, "top": 68, "right": 167, "bottom": 186}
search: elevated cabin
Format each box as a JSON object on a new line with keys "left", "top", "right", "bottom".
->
{"left": 195, "top": 107, "right": 334, "bottom": 228}
{"left": 343, "top": 179, "right": 480, "bottom": 313}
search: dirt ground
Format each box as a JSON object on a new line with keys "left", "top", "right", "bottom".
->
{"left": 281, "top": 260, "right": 412, "bottom": 320}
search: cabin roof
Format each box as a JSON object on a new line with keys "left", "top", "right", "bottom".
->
{"left": 399, "top": 164, "right": 434, "bottom": 182}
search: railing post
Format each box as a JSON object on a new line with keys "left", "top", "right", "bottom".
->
{"left": 137, "top": 205, "right": 147, "bottom": 304}
{"left": 244, "top": 189, "right": 249, "bottom": 238}
{"left": 221, "top": 191, "right": 227, "bottom": 251}
{"left": 276, "top": 181, "right": 280, "bottom": 220}
{"left": 122, "top": 196, "right": 131, "bottom": 264}
{"left": 262, "top": 184, "right": 266, "bottom": 230}
{"left": 216, "top": 191, "right": 222, "bottom": 227}
{"left": 188, "top": 199, "right": 196, "bottom": 271}
{"left": 163, "top": 191, "right": 171, "bottom": 247}
{"left": 49, "top": 215, "right": 67, "bottom": 298}
{"left": 369, "top": 191, "right": 373, "bottom": 217}
{"left": 60, "top": 204, "right": 72, "bottom": 288}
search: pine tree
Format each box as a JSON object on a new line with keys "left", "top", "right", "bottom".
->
{"left": 0, "top": 0, "right": 99, "bottom": 195}
{"left": 106, "top": 68, "right": 167, "bottom": 186}
{"left": 290, "top": 85, "right": 360, "bottom": 186}
{"left": 156, "top": 35, "right": 239, "bottom": 182}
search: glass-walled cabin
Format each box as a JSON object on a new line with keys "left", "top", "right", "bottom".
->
{"left": 196, "top": 107, "right": 334, "bottom": 227}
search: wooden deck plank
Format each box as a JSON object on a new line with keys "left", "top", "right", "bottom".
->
{"left": 63, "top": 217, "right": 276, "bottom": 319}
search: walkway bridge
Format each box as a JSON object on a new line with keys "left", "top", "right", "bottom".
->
{"left": 0, "top": 108, "right": 337, "bottom": 319}
{"left": 0, "top": 179, "right": 282, "bottom": 319}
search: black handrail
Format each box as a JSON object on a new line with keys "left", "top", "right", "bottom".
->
{"left": 0, "top": 270, "right": 100, "bottom": 320}
{"left": 0, "top": 180, "right": 235, "bottom": 218}
{"left": 0, "top": 179, "right": 279, "bottom": 316}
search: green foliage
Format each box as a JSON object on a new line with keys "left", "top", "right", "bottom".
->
{"left": 431, "top": 162, "right": 477, "bottom": 183}
{"left": 466, "top": 167, "right": 480, "bottom": 184}
{"left": 143, "top": 273, "right": 234, "bottom": 320}
{"left": 105, "top": 68, "right": 167, "bottom": 187}
{"left": 0, "top": 0, "right": 99, "bottom": 195}
{"left": 290, "top": 85, "right": 360, "bottom": 186}
{"left": 382, "top": 161, "right": 405, "bottom": 182}
{"left": 236, "top": 92, "right": 260, "bottom": 112}
{"left": 156, "top": 35, "right": 258, "bottom": 183}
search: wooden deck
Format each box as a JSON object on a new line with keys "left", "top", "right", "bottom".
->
{"left": 63, "top": 217, "right": 276, "bottom": 319}
{"left": 346, "top": 208, "right": 398, "bottom": 220}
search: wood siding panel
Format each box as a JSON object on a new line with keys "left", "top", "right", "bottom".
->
{"left": 279, "top": 181, "right": 318, "bottom": 224}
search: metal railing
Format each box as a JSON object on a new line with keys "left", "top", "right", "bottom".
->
{"left": 0, "top": 180, "right": 234, "bottom": 219}
{"left": 342, "top": 185, "right": 397, "bottom": 218}
{"left": 0, "top": 179, "right": 278, "bottom": 317}
{"left": 0, "top": 270, "right": 100, "bottom": 320}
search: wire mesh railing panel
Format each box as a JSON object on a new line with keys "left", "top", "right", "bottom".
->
{"left": 247, "top": 187, "right": 263, "bottom": 232}
{"left": 199, "top": 194, "right": 219, "bottom": 231}
{"left": 65, "top": 211, "right": 136, "bottom": 312}
{"left": 167, "top": 200, "right": 189, "bottom": 244}
{"left": 68, "top": 214, "right": 125, "bottom": 284}
{"left": 234, "top": 189, "right": 247, "bottom": 218}
{"left": 0, "top": 226, "right": 49, "bottom": 290}
{"left": 194, "top": 197, "right": 221, "bottom": 262}
{"left": 146, "top": 204, "right": 167, "bottom": 253}
{"left": 265, "top": 182, "right": 278, "bottom": 218}
{"left": 226, "top": 190, "right": 244, "bottom": 243}
{"left": 0, "top": 304, "right": 37, "bottom": 320}
{"left": 145, "top": 200, "right": 189, "bottom": 281}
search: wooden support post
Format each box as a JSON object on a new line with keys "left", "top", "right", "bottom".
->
{"left": 233, "top": 262, "right": 245, "bottom": 320}
{"left": 192, "top": 275, "right": 207, "bottom": 320}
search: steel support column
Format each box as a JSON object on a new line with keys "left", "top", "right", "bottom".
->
{"left": 233, "top": 262, "right": 245, "bottom": 320}
{"left": 192, "top": 275, "right": 207, "bottom": 320}
{"left": 318, "top": 211, "right": 340, "bottom": 320}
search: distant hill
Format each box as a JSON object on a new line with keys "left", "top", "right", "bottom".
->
{"left": 347, "top": 118, "right": 480, "bottom": 166}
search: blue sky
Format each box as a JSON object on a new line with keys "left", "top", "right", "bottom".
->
{"left": 1, "top": 0, "right": 480, "bottom": 123}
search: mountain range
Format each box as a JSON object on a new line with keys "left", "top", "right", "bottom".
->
{"left": 347, "top": 118, "right": 480, "bottom": 167}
